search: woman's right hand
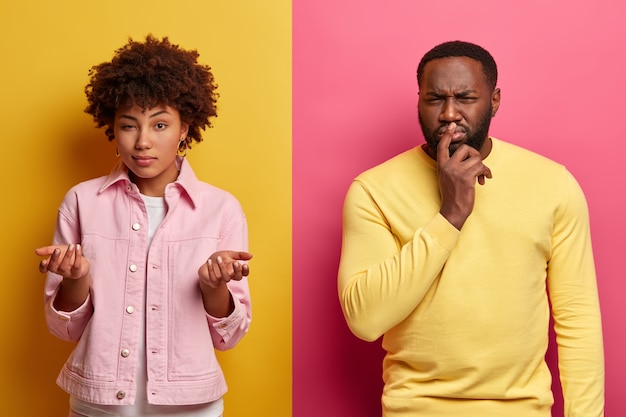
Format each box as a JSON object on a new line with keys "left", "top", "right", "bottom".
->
{"left": 35, "top": 244, "right": 90, "bottom": 280}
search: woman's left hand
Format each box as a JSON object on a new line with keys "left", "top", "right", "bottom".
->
{"left": 198, "top": 250, "right": 253, "bottom": 289}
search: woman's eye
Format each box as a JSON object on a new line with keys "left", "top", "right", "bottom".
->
{"left": 155, "top": 122, "right": 167, "bottom": 130}
{"left": 121, "top": 125, "right": 135, "bottom": 130}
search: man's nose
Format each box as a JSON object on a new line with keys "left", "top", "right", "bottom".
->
{"left": 440, "top": 98, "right": 461, "bottom": 122}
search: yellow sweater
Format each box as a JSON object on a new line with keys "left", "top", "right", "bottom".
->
{"left": 338, "top": 138, "right": 604, "bottom": 417}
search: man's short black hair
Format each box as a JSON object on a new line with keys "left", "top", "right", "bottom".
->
{"left": 417, "top": 40, "right": 498, "bottom": 90}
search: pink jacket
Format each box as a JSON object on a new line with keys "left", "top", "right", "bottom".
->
{"left": 44, "top": 157, "right": 251, "bottom": 406}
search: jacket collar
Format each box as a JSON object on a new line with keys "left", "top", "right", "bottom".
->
{"left": 98, "top": 156, "right": 200, "bottom": 208}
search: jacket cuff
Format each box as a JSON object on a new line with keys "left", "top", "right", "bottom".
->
{"left": 206, "top": 292, "right": 249, "bottom": 342}
{"left": 45, "top": 290, "right": 92, "bottom": 340}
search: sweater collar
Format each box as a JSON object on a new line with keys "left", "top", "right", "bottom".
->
{"left": 416, "top": 137, "right": 500, "bottom": 167}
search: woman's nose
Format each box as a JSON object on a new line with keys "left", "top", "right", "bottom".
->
{"left": 135, "top": 130, "right": 152, "bottom": 149}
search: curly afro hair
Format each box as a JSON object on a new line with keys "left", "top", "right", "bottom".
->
{"left": 84, "top": 35, "right": 218, "bottom": 151}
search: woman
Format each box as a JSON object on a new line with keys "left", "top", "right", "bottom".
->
{"left": 36, "top": 35, "right": 252, "bottom": 417}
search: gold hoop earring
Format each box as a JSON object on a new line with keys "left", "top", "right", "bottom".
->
{"left": 115, "top": 147, "right": 120, "bottom": 157}
{"left": 178, "top": 139, "right": 188, "bottom": 157}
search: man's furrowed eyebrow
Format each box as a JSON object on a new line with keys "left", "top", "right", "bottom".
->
{"left": 454, "top": 90, "right": 478, "bottom": 97}
{"left": 424, "top": 89, "right": 477, "bottom": 98}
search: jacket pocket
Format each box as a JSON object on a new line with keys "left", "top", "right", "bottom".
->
{"left": 166, "top": 237, "right": 221, "bottom": 380}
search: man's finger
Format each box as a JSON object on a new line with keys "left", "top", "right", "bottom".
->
{"left": 479, "top": 164, "right": 493, "bottom": 185}
{"left": 437, "top": 123, "right": 455, "bottom": 163}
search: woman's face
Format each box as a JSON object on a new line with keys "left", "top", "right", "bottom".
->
{"left": 114, "top": 104, "right": 189, "bottom": 196}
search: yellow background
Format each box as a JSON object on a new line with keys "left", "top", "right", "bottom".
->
{"left": 0, "top": 1, "right": 291, "bottom": 416}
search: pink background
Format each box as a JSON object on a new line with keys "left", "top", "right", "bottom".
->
{"left": 293, "top": 1, "right": 625, "bottom": 416}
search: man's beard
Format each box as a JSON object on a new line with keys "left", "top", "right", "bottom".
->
{"left": 419, "top": 109, "right": 492, "bottom": 158}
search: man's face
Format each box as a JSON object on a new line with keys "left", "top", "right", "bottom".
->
{"left": 417, "top": 56, "right": 500, "bottom": 159}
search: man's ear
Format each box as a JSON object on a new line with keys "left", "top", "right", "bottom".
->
{"left": 491, "top": 88, "right": 501, "bottom": 117}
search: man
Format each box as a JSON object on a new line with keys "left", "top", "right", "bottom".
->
{"left": 337, "top": 41, "right": 604, "bottom": 417}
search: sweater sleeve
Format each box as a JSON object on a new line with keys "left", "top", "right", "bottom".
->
{"left": 338, "top": 180, "right": 460, "bottom": 341}
{"left": 547, "top": 170, "right": 604, "bottom": 417}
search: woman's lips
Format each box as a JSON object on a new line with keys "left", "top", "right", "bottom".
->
{"left": 133, "top": 156, "right": 156, "bottom": 167}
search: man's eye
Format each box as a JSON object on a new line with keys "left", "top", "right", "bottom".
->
{"left": 458, "top": 97, "right": 477, "bottom": 103}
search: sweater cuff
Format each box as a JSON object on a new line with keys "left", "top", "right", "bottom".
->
{"left": 423, "top": 213, "right": 461, "bottom": 252}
